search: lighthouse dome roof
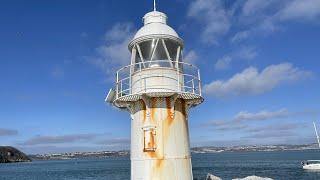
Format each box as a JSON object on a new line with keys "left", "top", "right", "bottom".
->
{"left": 133, "top": 22, "right": 179, "bottom": 40}
{"left": 129, "top": 11, "right": 183, "bottom": 48}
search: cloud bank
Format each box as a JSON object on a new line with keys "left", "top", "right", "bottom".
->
{"left": 187, "top": 0, "right": 230, "bottom": 44}
{"left": 0, "top": 128, "right": 18, "bottom": 136}
{"left": 204, "top": 63, "right": 311, "bottom": 98}
{"left": 234, "top": 109, "right": 290, "bottom": 122}
{"left": 23, "top": 134, "right": 99, "bottom": 145}
{"left": 89, "top": 22, "right": 135, "bottom": 77}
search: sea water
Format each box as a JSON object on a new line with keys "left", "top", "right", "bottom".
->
{"left": 1, "top": 151, "right": 320, "bottom": 180}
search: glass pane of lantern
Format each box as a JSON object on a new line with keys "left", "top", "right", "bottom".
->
{"left": 139, "top": 39, "right": 154, "bottom": 61}
{"left": 151, "top": 39, "right": 170, "bottom": 68}
{"left": 164, "top": 39, "right": 179, "bottom": 62}
{"left": 134, "top": 48, "right": 142, "bottom": 71}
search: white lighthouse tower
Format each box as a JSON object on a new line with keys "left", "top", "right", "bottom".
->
{"left": 106, "top": 2, "right": 203, "bottom": 179}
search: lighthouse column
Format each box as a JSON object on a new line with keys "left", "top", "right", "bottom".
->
{"left": 106, "top": 6, "right": 203, "bottom": 180}
{"left": 130, "top": 96, "right": 192, "bottom": 180}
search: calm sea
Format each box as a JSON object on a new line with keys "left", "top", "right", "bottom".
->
{"left": 1, "top": 151, "right": 320, "bottom": 180}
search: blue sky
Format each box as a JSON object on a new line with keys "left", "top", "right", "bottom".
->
{"left": 0, "top": 0, "right": 319, "bottom": 154}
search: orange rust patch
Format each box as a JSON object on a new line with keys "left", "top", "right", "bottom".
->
{"left": 145, "top": 151, "right": 164, "bottom": 170}
{"left": 155, "top": 159, "right": 164, "bottom": 169}
{"left": 146, "top": 151, "right": 157, "bottom": 158}
{"left": 151, "top": 98, "right": 157, "bottom": 123}
{"left": 147, "top": 131, "right": 155, "bottom": 150}
{"left": 141, "top": 100, "right": 146, "bottom": 123}
{"left": 165, "top": 97, "right": 174, "bottom": 126}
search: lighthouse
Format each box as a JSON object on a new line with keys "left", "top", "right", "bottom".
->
{"left": 106, "top": 2, "right": 203, "bottom": 179}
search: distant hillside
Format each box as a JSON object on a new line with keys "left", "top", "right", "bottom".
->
{"left": 191, "top": 144, "right": 319, "bottom": 153}
{"left": 0, "top": 146, "right": 31, "bottom": 163}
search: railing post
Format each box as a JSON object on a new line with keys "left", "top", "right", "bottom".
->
{"left": 192, "top": 79, "right": 195, "bottom": 94}
{"left": 130, "top": 48, "right": 136, "bottom": 95}
{"left": 198, "top": 69, "right": 202, "bottom": 96}
{"left": 116, "top": 72, "right": 119, "bottom": 99}
{"left": 176, "top": 61, "right": 180, "bottom": 92}
{"left": 120, "top": 80, "right": 123, "bottom": 97}
{"left": 139, "top": 62, "right": 142, "bottom": 94}
{"left": 129, "top": 67, "right": 132, "bottom": 95}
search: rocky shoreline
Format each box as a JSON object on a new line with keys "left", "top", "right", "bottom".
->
{"left": 0, "top": 146, "right": 31, "bottom": 163}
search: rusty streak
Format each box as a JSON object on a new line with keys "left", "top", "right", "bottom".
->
{"left": 141, "top": 100, "right": 146, "bottom": 123}
{"left": 165, "top": 97, "right": 174, "bottom": 126}
{"left": 151, "top": 97, "right": 157, "bottom": 123}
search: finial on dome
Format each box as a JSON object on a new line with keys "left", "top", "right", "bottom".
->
{"left": 153, "top": 0, "right": 157, "bottom": 11}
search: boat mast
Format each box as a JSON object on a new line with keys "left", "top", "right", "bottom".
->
{"left": 313, "top": 122, "right": 320, "bottom": 149}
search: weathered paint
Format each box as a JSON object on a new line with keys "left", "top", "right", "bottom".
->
{"left": 130, "top": 97, "right": 192, "bottom": 180}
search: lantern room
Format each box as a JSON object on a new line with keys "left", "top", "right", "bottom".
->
{"left": 128, "top": 11, "right": 184, "bottom": 71}
{"left": 110, "top": 10, "right": 202, "bottom": 105}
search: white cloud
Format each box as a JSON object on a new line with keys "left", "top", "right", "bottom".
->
{"left": 277, "top": 0, "right": 320, "bottom": 21}
{"left": 188, "top": 0, "right": 230, "bottom": 44}
{"left": 230, "top": 30, "right": 250, "bottom": 43}
{"left": 231, "top": 0, "right": 320, "bottom": 42}
{"left": 104, "top": 23, "right": 134, "bottom": 42}
{"left": 203, "top": 120, "right": 249, "bottom": 131}
{"left": 96, "top": 138, "right": 130, "bottom": 147}
{"left": 186, "top": 0, "right": 320, "bottom": 44}
{"left": 236, "top": 46, "right": 257, "bottom": 60}
{"left": 234, "top": 109, "right": 289, "bottom": 122}
{"left": 204, "top": 63, "right": 311, "bottom": 98}
{"left": 204, "top": 109, "right": 318, "bottom": 126}
{"left": 247, "top": 123, "right": 301, "bottom": 133}
{"left": 214, "top": 46, "right": 257, "bottom": 71}
{"left": 214, "top": 56, "right": 232, "bottom": 70}
{"left": 244, "top": 130, "right": 296, "bottom": 139}
{"left": 23, "top": 134, "right": 100, "bottom": 145}
{"left": 89, "top": 23, "right": 135, "bottom": 75}
{"left": 242, "top": 0, "right": 274, "bottom": 16}
{"left": 184, "top": 50, "right": 198, "bottom": 64}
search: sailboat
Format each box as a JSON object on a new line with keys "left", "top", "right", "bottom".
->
{"left": 302, "top": 122, "right": 320, "bottom": 170}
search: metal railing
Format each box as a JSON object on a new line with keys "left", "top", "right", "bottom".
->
{"left": 115, "top": 60, "right": 202, "bottom": 99}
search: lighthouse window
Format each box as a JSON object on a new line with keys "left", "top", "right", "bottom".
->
{"left": 152, "top": 39, "right": 169, "bottom": 66}
{"left": 139, "top": 40, "right": 153, "bottom": 62}
{"left": 134, "top": 38, "right": 182, "bottom": 70}
{"left": 164, "top": 40, "right": 181, "bottom": 62}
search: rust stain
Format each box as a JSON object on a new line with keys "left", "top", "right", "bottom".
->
{"left": 145, "top": 97, "right": 188, "bottom": 177}
{"left": 156, "top": 159, "right": 164, "bottom": 169}
{"left": 165, "top": 97, "right": 174, "bottom": 126}
{"left": 146, "top": 151, "right": 163, "bottom": 169}
{"left": 146, "top": 151, "right": 157, "bottom": 158}
{"left": 149, "top": 131, "right": 155, "bottom": 148}
{"left": 151, "top": 98, "right": 157, "bottom": 123}
{"left": 149, "top": 98, "right": 166, "bottom": 176}
{"left": 141, "top": 100, "right": 146, "bottom": 123}
{"left": 146, "top": 152, "right": 164, "bottom": 171}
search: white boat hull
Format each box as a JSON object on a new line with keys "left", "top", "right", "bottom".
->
{"left": 303, "top": 163, "right": 320, "bottom": 170}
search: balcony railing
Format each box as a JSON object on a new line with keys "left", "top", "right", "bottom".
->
{"left": 115, "top": 60, "right": 202, "bottom": 100}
